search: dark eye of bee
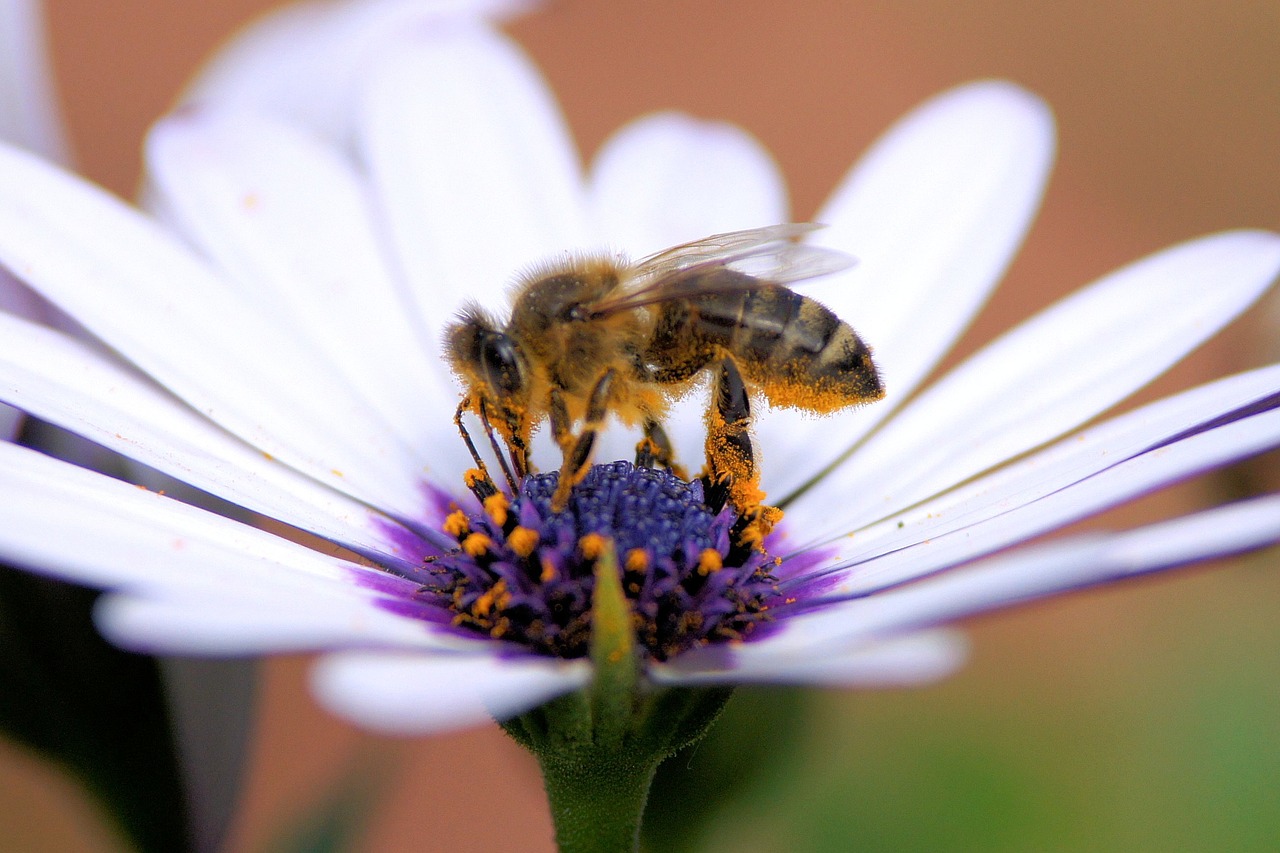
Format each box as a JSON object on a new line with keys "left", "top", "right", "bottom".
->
{"left": 477, "top": 330, "right": 524, "bottom": 395}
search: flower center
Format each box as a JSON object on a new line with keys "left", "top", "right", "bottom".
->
{"left": 419, "top": 461, "right": 781, "bottom": 660}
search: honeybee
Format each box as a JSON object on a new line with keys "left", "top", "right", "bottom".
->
{"left": 444, "top": 224, "right": 884, "bottom": 546}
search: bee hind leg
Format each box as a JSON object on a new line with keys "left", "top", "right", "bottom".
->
{"left": 551, "top": 370, "right": 616, "bottom": 511}
{"left": 703, "top": 358, "right": 780, "bottom": 549}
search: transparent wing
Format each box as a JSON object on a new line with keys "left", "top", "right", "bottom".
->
{"left": 633, "top": 223, "right": 824, "bottom": 270}
{"left": 588, "top": 224, "right": 854, "bottom": 318}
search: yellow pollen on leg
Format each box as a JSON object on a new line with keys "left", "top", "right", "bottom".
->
{"left": 462, "top": 532, "right": 493, "bottom": 556}
{"left": 483, "top": 492, "right": 509, "bottom": 526}
{"left": 508, "top": 526, "right": 541, "bottom": 557}
{"left": 443, "top": 510, "right": 470, "bottom": 538}
{"left": 697, "top": 549, "right": 723, "bottom": 575}
{"left": 624, "top": 548, "right": 650, "bottom": 573}
{"left": 578, "top": 532, "right": 609, "bottom": 560}
{"left": 737, "top": 505, "right": 783, "bottom": 550}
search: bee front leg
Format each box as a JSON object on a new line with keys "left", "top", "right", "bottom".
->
{"left": 454, "top": 398, "right": 499, "bottom": 501}
{"left": 551, "top": 369, "right": 616, "bottom": 511}
{"left": 704, "top": 358, "right": 780, "bottom": 548}
{"left": 496, "top": 408, "right": 531, "bottom": 480}
{"left": 477, "top": 398, "right": 520, "bottom": 493}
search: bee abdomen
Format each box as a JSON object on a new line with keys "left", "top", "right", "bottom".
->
{"left": 698, "top": 282, "right": 883, "bottom": 412}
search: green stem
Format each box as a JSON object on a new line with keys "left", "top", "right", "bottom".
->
{"left": 536, "top": 746, "right": 660, "bottom": 853}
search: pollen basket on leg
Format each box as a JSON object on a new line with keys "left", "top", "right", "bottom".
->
{"left": 418, "top": 461, "right": 781, "bottom": 661}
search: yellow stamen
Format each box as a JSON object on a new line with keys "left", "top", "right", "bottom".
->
{"left": 508, "top": 526, "right": 540, "bottom": 557}
{"left": 697, "top": 548, "right": 723, "bottom": 575}
{"left": 443, "top": 510, "right": 470, "bottom": 539}
{"left": 578, "top": 532, "right": 609, "bottom": 560}
{"left": 624, "top": 548, "right": 649, "bottom": 573}
{"left": 473, "top": 579, "right": 509, "bottom": 617}
{"left": 483, "top": 492, "right": 509, "bottom": 526}
{"left": 462, "top": 533, "right": 492, "bottom": 556}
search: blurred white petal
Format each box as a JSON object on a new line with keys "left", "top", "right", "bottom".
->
{"left": 186, "top": 0, "right": 536, "bottom": 148}
{"left": 0, "top": 0, "right": 66, "bottom": 161}
{"left": 656, "top": 629, "right": 968, "bottom": 687}
{"left": 590, "top": 112, "right": 788, "bottom": 257}
{"left": 361, "top": 23, "right": 589, "bottom": 347}
{"left": 311, "top": 649, "right": 589, "bottom": 734}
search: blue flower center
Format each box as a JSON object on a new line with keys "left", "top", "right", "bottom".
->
{"left": 419, "top": 461, "right": 780, "bottom": 660}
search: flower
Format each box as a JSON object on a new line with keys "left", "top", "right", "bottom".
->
{"left": 0, "top": 6, "right": 1278, "bottom": 739}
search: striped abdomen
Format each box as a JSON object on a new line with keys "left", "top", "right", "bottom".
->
{"left": 644, "top": 272, "right": 883, "bottom": 413}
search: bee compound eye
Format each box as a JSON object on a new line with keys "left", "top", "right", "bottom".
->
{"left": 479, "top": 332, "right": 524, "bottom": 395}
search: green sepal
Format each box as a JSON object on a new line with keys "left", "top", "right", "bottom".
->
{"left": 588, "top": 540, "right": 640, "bottom": 746}
{"left": 502, "top": 543, "right": 735, "bottom": 853}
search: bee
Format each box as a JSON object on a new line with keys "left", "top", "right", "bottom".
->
{"left": 444, "top": 224, "right": 884, "bottom": 546}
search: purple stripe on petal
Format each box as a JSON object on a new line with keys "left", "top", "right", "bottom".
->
{"left": 1147, "top": 389, "right": 1280, "bottom": 452}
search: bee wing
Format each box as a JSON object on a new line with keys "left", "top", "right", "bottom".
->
{"left": 632, "top": 223, "right": 825, "bottom": 270}
{"left": 588, "top": 224, "right": 854, "bottom": 317}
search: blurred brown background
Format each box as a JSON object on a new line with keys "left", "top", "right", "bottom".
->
{"left": 3, "top": 1, "right": 1279, "bottom": 851}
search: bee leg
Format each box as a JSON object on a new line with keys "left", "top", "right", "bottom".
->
{"left": 477, "top": 398, "right": 520, "bottom": 493}
{"left": 635, "top": 418, "right": 687, "bottom": 480}
{"left": 454, "top": 398, "right": 499, "bottom": 500}
{"left": 551, "top": 369, "right": 616, "bottom": 511}
{"left": 496, "top": 407, "right": 530, "bottom": 480}
{"left": 705, "top": 358, "right": 780, "bottom": 548}
{"left": 549, "top": 388, "right": 574, "bottom": 458}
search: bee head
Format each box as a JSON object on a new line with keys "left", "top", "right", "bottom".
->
{"left": 444, "top": 304, "right": 529, "bottom": 406}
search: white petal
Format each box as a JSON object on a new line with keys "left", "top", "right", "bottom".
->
{"left": 656, "top": 629, "right": 967, "bottom": 688}
{"left": 145, "top": 108, "right": 455, "bottom": 457}
{"left": 789, "top": 229, "right": 1280, "bottom": 530}
{"left": 0, "top": 310, "right": 428, "bottom": 561}
{"left": 0, "top": 0, "right": 67, "bottom": 161}
{"left": 186, "top": 0, "right": 536, "bottom": 148}
{"left": 0, "top": 270, "right": 38, "bottom": 439}
{"left": 0, "top": 0, "right": 62, "bottom": 440}
{"left": 762, "top": 81, "right": 1055, "bottom": 498}
{"left": 95, "top": 591, "right": 471, "bottom": 657}
{"left": 311, "top": 649, "right": 589, "bottom": 734}
{"left": 0, "top": 142, "right": 434, "bottom": 516}
{"left": 751, "top": 494, "right": 1280, "bottom": 656}
{"left": 589, "top": 112, "right": 788, "bottom": 257}
{"left": 825, "top": 396, "right": 1280, "bottom": 598}
{"left": 361, "top": 23, "right": 590, "bottom": 346}
{"left": 796, "top": 363, "right": 1280, "bottom": 592}
{"left": 0, "top": 440, "right": 371, "bottom": 597}
{"left": 0, "top": 441, "right": 474, "bottom": 654}
{"left": 0, "top": 268, "right": 37, "bottom": 318}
